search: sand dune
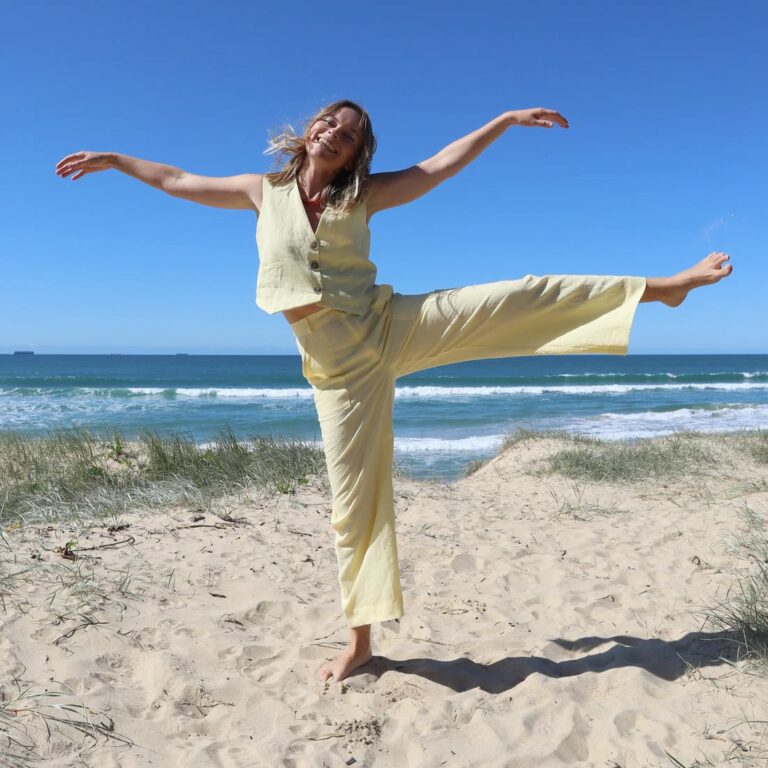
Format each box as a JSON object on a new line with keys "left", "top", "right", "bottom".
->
{"left": 2, "top": 433, "right": 768, "bottom": 767}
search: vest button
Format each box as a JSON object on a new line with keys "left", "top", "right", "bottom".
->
{"left": 310, "top": 261, "right": 320, "bottom": 270}
{"left": 313, "top": 286, "right": 322, "bottom": 293}
{"left": 310, "top": 240, "right": 319, "bottom": 250}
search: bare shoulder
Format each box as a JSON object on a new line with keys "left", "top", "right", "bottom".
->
{"left": 364, "top": 166, "right": 440, "bottom": 217}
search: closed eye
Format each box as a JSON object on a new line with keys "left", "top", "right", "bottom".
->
{"left": 323, "top": 116, "right": 356, "bottom": 143}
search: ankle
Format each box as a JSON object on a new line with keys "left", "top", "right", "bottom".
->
{"left": 346, "top": 645, "right": 372, "bottom": 660}
{"left": 348, "top": 624, "right": 371, "bottom": 653}
{"left": 641, "top": 277, "right": 667, "bottom": 303}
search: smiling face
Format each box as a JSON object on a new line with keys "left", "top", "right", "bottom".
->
{"left": 306, "top": 106, "right": 364, "bottom": 174}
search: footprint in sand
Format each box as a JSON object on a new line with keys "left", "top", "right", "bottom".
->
{"left": 173, "top": 683, "right": 233, "bottom": 719}
{"left": 614, "top": 708, "right": 637, "bottom": 736}
{"left": 553, "top": 712, "right": 590, "bottom": 762}
{"left": 156, "top": 616, "right": 196, "bottom": 638}
{"left": 125, "top": 625, "right": 170, "bottom": 651}
{"left": 451, "top": 553, "right": 476, "bottom": 572}
{"left": 218, "top": 642, "right": 281, "bottom": 678}
{"left": 94, "top": 651, "right": 126, "bottom": 671}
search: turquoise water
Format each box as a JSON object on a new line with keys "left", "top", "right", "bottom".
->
{"left": 1, "top": 354, "right": 767, "bottom": 480}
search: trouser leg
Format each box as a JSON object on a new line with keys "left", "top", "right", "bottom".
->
{"left": 293, "top": 299, "right": 403, "bottom": 627}
{"left": 314, "top": 372, "right": 402, "bottom": 627}
{"left": 385, "top": 274, "right": 647, "bottom": 377}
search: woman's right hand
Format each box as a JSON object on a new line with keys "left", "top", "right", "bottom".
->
{"left": 56, "top": 151, "right": 115, "bottom": 181}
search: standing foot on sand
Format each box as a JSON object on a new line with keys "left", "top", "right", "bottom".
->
{"left": 643, "top": 251, "right": 733, "bottom": 307}
{"left": 318, "top": 646, "right": 373, "bottom": 683}
{"left": 318, "top": 623, "right": 373, "bottom": 683}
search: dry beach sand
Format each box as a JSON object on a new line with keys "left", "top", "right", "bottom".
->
{"left": 2, "top": 431, "right": 768, "bottom": 767}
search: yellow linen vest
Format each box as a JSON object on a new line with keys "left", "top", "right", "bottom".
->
{"left": 255, "top": 176, "right": 378, "bottom": 315}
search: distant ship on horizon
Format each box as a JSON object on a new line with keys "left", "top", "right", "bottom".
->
{"left": 13, "top": 350, "right": 34, "bottom": 355}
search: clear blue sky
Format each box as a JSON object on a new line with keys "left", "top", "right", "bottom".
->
{"left": 3, "top": 0, "right": 766, "bottom": 354}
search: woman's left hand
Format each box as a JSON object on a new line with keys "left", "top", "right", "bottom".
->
{"left": 506, "top": 108, "right": 569, "bottom": 128}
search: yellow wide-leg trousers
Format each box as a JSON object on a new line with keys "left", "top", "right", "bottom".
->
{"left": 291, "top": 274, "right": 647, "bottom": 627}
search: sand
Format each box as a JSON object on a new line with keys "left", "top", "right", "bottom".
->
{"left": 2, "top": 433, "right": 768, "bottom": 767}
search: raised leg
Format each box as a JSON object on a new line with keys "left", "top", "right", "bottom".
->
{"left": 387, "top": 274, "right": 648, "bottom": 378}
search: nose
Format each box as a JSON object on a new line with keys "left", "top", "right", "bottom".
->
{"left": 321, "top": 128, "right": 341, "bottom": 150}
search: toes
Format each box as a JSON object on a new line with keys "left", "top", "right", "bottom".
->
{"left": 705, "top": 252, "right": 731, "bottom": 272}
{"left": 716, "top": 258, "right": 732, "bottom": 272}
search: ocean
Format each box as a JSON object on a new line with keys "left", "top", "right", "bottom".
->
{"left": 1, "top": 353, "right": 766, "bottom": 481}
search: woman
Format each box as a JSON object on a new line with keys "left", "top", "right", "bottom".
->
{"left": 56, "top": 100, "right": 732, "bottom": 683}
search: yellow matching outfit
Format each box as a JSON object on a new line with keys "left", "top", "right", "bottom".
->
{"left": 255, "top": 175, "right": 647, "bottom": 627}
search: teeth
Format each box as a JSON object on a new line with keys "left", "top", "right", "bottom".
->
{"left": 319, "top": 139, "right": 336, "bottom": 154}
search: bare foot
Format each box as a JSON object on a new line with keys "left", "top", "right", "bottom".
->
{"left": 658, "top": 251, "right": 733, "bottom": 307}
{"left": 318, "top": 646, "right": 373, "bottom": 683}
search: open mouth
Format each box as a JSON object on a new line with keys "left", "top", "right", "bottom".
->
{"left": 317, "top": 139, "right": 337, "bottom": 154}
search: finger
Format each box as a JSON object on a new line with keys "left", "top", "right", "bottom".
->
{"left": 56, "top": 152, "right": 86, "bottom": 169}
{"left": 56, "top": 159, "right": 83, "bottom": 175}
{"left": 539, "top": 110, "right": 570, "bottom": 128}
{"left": 534, "top": 120, "right": 554, "bottom": 128}
{"left": 59, "top": 162, "right": 80, "bottom": 177}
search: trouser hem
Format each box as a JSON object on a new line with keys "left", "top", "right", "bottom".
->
{"left": 346, "top": 603, "right": 404, "bottom": 628}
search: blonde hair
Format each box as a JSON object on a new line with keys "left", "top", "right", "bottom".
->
{"left": 263, "top": 99, "right": 376, "bottom": 213}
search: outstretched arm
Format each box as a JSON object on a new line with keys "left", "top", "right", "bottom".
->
{"left": 366, "top": 108, "right": 569, "bottom": 216}
{"left": 56, "top": 151, "right": 261, "bottom": 211}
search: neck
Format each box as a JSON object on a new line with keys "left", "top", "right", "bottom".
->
{"left": 297, "top": 162, "right": 339, "bottom": 200}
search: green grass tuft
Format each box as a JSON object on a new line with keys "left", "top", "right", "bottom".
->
{"left": 0, "top": 427, "right": 327, "bottom": 527}
{"left": 462, "top": 458, "right": 487, "bottom": 477}
{"left": 746, "top": 430, "right": 768, "bottom": 464}
{"left": 501, "top": 427, "right": 600, "bottom": 450}
{"left": 546, "top": 432, "right": 713, "bottom": 483}
{"left": 708, "top": 503, "right": 768, "bottom": 673}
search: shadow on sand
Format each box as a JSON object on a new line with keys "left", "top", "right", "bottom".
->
{"left": 357, "top": 630, "right": 744, "bottom": 693}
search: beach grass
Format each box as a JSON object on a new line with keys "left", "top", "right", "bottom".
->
{"left": 707, "top": 502, "right": 768, "bottom": 673}
{"left": 0, "top": 427, "right": 328, "bottom": 528}
{"left": 466, "top": 428, "right": 719, "bottom": 482}
{"left": 462, "top": 458, "right": 486, "bottom": 477}
{"left": 745, "top": 430, "right": 768, "bottom": 464}
{"left": 545, "top": 430, "right": 715, "bottom": 483}
{"left": 462, "top": 427, "right": 595, "bottom": 477}
{"left": 501, "top": 426, "right": 599, "bottom": 449}
{"left": 0, "top": 686, "right": 133, "bottom": 766}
